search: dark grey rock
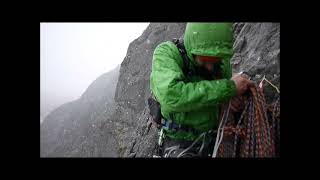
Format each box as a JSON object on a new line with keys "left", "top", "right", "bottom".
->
{"left": 40, "top": 65, "right": 120, "bottom": 157}
{"left": 231, "top": 23, "right": 280, "bottom": 103}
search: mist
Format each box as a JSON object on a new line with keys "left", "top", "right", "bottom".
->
{"left": 40, "top": 23, "right": 150, "bottom": 123}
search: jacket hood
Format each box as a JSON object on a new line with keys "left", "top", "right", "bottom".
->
{"left": 183, "top": 23, "right": 234, "bottom": 63}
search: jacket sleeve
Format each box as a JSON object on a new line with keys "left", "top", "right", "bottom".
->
{"left": 150, "top": 42, "right": 237, "bottom": 113}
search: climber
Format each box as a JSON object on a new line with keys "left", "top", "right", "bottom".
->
{"left": 150, "top": 23, "right": 254, "bottom": 157}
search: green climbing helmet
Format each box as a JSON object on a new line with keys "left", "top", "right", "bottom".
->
{"left": 183, "top": 23, "right": 234, "bottom": 62}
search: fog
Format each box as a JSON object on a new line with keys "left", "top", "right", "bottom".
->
{"left": 40, "top": 23, "right": 150, "bottom": 122}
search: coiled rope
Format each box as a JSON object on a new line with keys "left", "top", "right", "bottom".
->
{"left": 214, "top": 83, "right": 280, "bottom": 158}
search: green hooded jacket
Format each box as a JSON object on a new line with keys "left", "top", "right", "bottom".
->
{"left": 150, "top": 23, "right": 237, "bottom": 141}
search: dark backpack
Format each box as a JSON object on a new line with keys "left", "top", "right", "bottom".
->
{"left": 147, "top": 38, "right": 191, "bottom": 126}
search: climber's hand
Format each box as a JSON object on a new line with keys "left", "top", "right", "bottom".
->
{"left": 231, "top": 73, "right": 254, "bottom": 96}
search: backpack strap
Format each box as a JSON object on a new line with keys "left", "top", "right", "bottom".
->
{"left": 172, "top": 38, "right": 192, "bottom": 77}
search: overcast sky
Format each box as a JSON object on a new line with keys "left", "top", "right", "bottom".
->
{"left": 40, "top": 23, "right": 149, "bottom": 119}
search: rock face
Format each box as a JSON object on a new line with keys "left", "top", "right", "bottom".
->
{"left": 40, "top": 65, "right": 120, "bottom": 157}
{"left": 40, "top": 23, "right": 280, "bottom": 157}
{"left": 231, "top": 23, "right": 280, "bottom": 103}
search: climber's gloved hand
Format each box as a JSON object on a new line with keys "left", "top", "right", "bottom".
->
{"left": 231, "top": 73, "right": 254, "bottom": 96}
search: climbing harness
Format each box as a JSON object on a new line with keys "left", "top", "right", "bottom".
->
{"left": 176, "top": 132, "right": 207, "bottom": 157}
{"left": 162, "top": 131, "right": 211, "bottom": 158}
